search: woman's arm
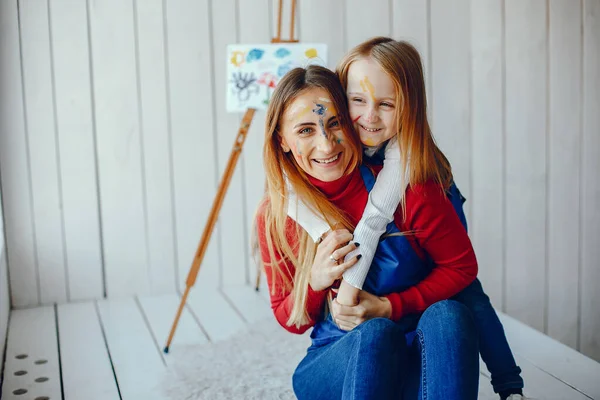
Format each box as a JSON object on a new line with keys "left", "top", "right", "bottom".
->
{"left": 256, "top": 208, "right": 360, "bottom": 333}
{"left": 256, "top": 213, "right": 328, "bottom": 334}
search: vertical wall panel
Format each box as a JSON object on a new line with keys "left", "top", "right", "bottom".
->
{"left": 0, "top": 0, "right": 39, "bottom": 307}
{"left": 50, "top": 0, "right": 103, "bottom": 301}
{"left": 505, "top": 0, "right": 548, "bottom": 331}
{"left": 430, "top": 0, "right": 472, "bottom": 220}
{"left": 239, "top": 0, "right": 270, "bottom": 287}
{"left": 298, "top": 0, "right": 345, "bottom": 69}
{"left": 134, "top": 0, "right": 177, "bottom": 293}
{"left": 165, "top": 0, "right": 220, "bottom": 290}
{"left": 0, "top": 190, "right": 10, "bottom": 363}
{"left": 392, "top": 0, "right": 432, "bottom": 107}
{"left": 88, "top": 0, "right": 150, "bottom": 297}
{"left": 581, "top": 0, "right": 600, "bottom": 361}
{"left": 212, "top": 0, "right": 248, "bottom": 288}
{"left": 20, "top": 0, "right": 67, "bottom": 304}
{"left": 470, "top": 0, "right": 504, "bottom": 308}
{"left": 547, "top": 0, "right": 582, "bottom": 348}
{"left": 345, "top": 0, "right": 392, "bottom": 51}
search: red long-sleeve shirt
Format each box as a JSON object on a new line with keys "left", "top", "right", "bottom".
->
{"left": 256, "top": 168, "right": 478, "bottom": 334}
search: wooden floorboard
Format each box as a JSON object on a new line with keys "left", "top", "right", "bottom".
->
{"left": 96, "top": 297, "right": 166, "bottom": 400}
{"left": 221, "top": 284, "right": 272, "bottom": 324}
{"left": 499, "top": 313, "right": 600, "bottom": 399}
{"left": 185, "top": 283, "right": 246, "bottom": 342}
{"left": 137, "top": 293, "right": 208, "bottom": 362}
{"left": 57, "top": 302, "right": 120, "bottom": 400}
{"left": 1, "top": 306, "right": 62, "bottom": 400}
{"left": 3, "top": 291, "right": 600, "bottom": 399}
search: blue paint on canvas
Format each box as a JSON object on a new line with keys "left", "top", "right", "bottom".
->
{"left": 246, "top": 49, "right": 265, "bottom": 62}
{"left": 274, "top": 48, "right": 291, "bottom": 58}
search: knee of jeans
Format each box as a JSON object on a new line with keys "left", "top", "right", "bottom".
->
{"left": 422, "top": 300, "right": 476, "bottom": 334}
{"left": 357, "top": 318, "right": 400, "bottom": 344}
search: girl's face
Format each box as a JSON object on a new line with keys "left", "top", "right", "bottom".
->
{"left": 279, "top": 88, "right": 352, "bottom": 182}
{"left": 346, "top": 57, "right": 398, "bottom": 147}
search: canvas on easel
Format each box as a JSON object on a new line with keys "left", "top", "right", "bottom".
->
{"left": 226, "top": 43, "right": 328, "bottom": 112}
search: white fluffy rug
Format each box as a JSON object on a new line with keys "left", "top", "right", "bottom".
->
{"left": 161, "top": 317, "right": 311, "bottom": 400}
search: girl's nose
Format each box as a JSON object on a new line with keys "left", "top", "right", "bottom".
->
{"left": 363, "top": 106, "right": 379, "bottom": 123}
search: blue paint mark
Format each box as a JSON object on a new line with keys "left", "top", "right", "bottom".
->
{"left": 274, "top": 48, "right": 291, "bottom": 58}
{"left": 277, "top": 61, "right": 293, "bottom": 77}
{"left": 312, "top": 103, "right": 326, "bottom": 116}
{"left": 246, "top": 49, "right": 265, "bottom": 62}
{"left": 313, "top": 103, "right": 328, "bottom": 137}
{"left": 336, "top": 138, "right": 343, "bottom": 144}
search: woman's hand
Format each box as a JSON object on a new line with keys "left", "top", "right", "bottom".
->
{"left": 309, "top": 229, "right": 360, "bottom": 292}
{"left": 331, "top": 290, "right": 392, "bottom": 331}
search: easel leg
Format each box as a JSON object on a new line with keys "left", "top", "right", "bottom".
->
{"left": 164, "top": 108, "right": 256, "bottom": 352}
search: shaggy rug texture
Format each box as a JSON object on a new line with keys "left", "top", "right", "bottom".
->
{"left": 161, "top": 317, "right": 311, "bottom": 400}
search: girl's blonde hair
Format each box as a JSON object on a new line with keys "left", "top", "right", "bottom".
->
{"left": 337, "top": 37, "right": 453, "bottom": 192}
{"left": 259, "top": 65, "right": 362, "bottom": 327}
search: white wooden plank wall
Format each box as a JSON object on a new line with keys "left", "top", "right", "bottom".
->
{"left": 0, "top": 0, "right": 599, "bottom": 362}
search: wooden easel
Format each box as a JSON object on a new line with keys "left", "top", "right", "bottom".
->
{"left": 163, "top": 0, "right": 298, "bottom": 353}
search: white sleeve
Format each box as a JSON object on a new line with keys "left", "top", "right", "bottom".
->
{"left": 286, "top": 183, "right": 331, "bottom": 243}
{"left": 342, "top": 138, "right": 405, "bottom": 289}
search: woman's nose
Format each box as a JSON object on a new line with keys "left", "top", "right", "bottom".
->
{"left": 316, "top": 132, "right": 335, "bottom": 152}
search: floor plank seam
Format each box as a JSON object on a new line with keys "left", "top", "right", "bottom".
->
{"left": 53, "top": 304, "right": 66, "bottom": 400}
{"left": 218, "top": 287, "right": 249, "bottom": 324}
{"left": 517, "top": 353, "right": 595, "bottom": 400}
{"left": 183, "top": 302, "right": 212, "bottom": 343}
{"left": 94, "top": 301, "right": 124, "bottom": 400}
{"left": 134, "top": 296, "right": 167, "bottom": 367}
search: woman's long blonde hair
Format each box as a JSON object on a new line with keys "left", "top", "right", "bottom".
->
{"left": 337, "top": 37, "right": 452, "bottom": 191}
{"left": 259, "top": 66, "right": 363, "bottom": 327}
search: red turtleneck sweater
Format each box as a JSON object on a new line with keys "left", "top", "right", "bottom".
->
{"left": 256, "top": 168, "right": 478, "bottom": 334}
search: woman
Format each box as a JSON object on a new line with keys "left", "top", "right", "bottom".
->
{"left": 256, "top": 65, "right": 479, "bottom": 399}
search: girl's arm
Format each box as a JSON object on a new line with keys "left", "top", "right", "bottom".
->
{"left": 383, "top": 181, "right": 478, "bottom": 321}
{"left": 342, "top": 138, "right": 405, "bottom": 289}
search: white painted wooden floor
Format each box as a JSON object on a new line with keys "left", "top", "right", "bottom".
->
{"left": 1, "top": 284, "right": 599, "bottom": 400}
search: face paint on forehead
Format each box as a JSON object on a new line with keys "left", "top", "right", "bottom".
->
{"left": 360, "top": 76, "right": 376, "bottom": 102}
{"left": 317, "top": 97, "right": 332, "bottom": 103}
{"left": 313, "top": 103, "right": 328, "bottom": 138}
{"left": 289, "top": 103, "right": 311, "bottom": 120}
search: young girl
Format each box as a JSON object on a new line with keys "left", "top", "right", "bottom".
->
{"left": 287, "top": 37, "right": 527, "bottom": 400}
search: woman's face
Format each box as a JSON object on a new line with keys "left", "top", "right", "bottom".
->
{"left": 346, "top": 57, "right": 398, "bottom": 147}
{"left": 279, "top": 88, "right": 352, "bottom": 182}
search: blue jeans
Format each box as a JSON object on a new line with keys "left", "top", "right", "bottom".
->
{"left": 453, "top": 278, "right": 524, "bottom": 393}
{"left": 292, "top": 300, "right": 479, "bottom": 399}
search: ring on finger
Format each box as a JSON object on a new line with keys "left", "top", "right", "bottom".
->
{"left": 329, "top": 254, "right": 338, "bottom": 264}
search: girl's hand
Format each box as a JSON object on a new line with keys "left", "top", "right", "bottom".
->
{"left": 331, "top": 290, "right": 392, "bottom": 331}
{"left": 309, "top": 229, "right": 360, "bottom": 292}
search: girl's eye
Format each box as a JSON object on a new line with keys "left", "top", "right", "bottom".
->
{"left": 351, "top": 97, "right": 365, "bottom": 103}
{"left": 381, "top": 102, "right": 394, "bottom": 108}
{"left": 298, "top": 127, "right": 313, "bottom": 135}
{"left": 329, "top": 120, "right": 340, "bottom": 129}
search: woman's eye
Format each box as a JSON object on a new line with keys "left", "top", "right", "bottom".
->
{"left": 298, "top": 127, "right": 312, "bottom": 135}
{"left": 351, "top": 98, "right": 364, "bottom": 103}
{"left": 329, "top": 120, "right": 340, "bottom": 129}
